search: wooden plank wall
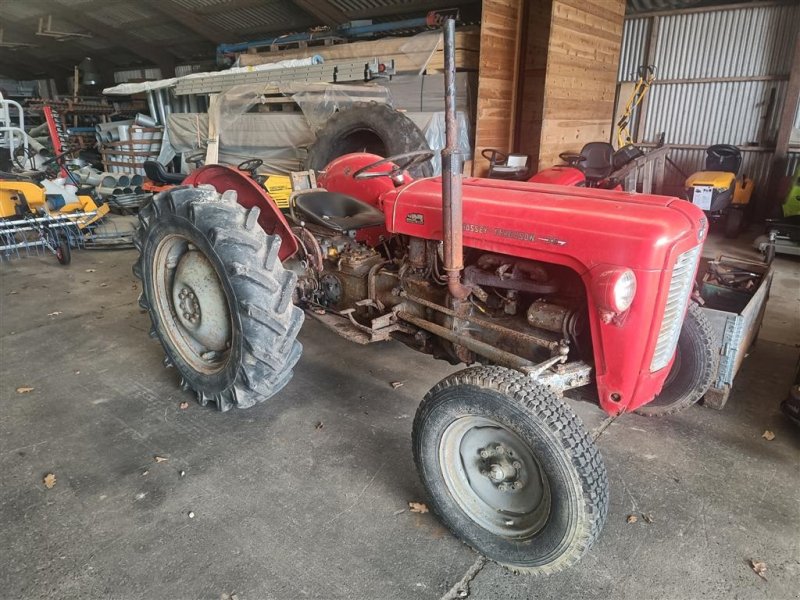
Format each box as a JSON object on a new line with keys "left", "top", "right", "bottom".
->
{"left": 472, "top": 0, "right": 524, "bottom": 176}
{"left": 534, "top": 0, "right": 626, "bottom": 170}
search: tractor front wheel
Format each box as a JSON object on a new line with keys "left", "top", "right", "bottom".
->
{"left": 412, "top": 366, "right": 608, "bottom": 575}
{"left": 635, "top": 302, "right": 716, "bottom": 417}
{"left": 133, "top": 186, "right": 303, "bottom": 411}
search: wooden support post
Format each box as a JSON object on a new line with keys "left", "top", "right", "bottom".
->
{"left": 473, "top": 0, "right": 524, "bottom": 176}
{"left": 766, "top": 27, "right": 800, "bottom": 219}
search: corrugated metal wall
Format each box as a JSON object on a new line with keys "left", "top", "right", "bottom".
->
{"left": 618, "top": 2, "right": 800, "bottom": 198}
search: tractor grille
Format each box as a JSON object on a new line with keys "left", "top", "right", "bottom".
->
{"left": 650, "top": 245, "right": 702, "bottom": 372}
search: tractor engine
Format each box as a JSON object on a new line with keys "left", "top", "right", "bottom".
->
{"left": 287, "top": 228, "right": 589, "bottom": 368}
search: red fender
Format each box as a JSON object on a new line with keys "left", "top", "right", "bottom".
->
{"left": 183, "top": 165, "right": 298, "bottom": 260}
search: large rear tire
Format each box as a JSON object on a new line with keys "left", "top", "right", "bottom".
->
{"left": 306, "top": 102, "right": 433, "bottom": 178}
{"left": 635, "top": 302, "right": 716, "bottom": 417}
{"left": 413, "top": 366, "right": 608, "bottom": 575}
{"left": 133, "top": 186, "right": 304, "bottom": 411}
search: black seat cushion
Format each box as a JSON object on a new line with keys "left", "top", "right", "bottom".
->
{"left": 578, "top": 142, "right": 615, "bottom": 183}
{"left": 294, "top": 191, "right": 385, "bottom": 232}
{"left": 144, "top": 160, "right": 185, "bottom": 185}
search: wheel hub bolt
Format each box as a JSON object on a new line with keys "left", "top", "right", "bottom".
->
{"left": 512, "top": 461, "right": 521, "bottom": 470}
{"left": 513, "top": 481, "right": 523, "bottom": 490}
{"left": 479, "top": 449, "right": 490, "bottom": 459}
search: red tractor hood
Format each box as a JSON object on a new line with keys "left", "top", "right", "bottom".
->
{"left": 383, "top": 177, "right": 698, "bottom": 274}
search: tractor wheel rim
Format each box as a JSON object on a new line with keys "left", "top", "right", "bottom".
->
{"left": 152, "top": 234, "right": 232, "bottom": 374}
{"left": 439, "top": 416, "right": 551, "bottom": 538}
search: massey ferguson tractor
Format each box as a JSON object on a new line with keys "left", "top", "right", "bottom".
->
{"left": 134, "top": 20, "right": 714, "bottom": 575}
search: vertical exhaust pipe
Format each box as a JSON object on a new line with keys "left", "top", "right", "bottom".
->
{"left": 441, "top": 18, "right": 470, "bottom": 300}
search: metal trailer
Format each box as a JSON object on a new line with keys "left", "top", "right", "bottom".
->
{"left": 698, "top": 255, "right": 773, "bottom": 409}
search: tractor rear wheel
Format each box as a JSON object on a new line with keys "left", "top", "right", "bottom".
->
{"left": 413, "top": 366, "right": 608, "bottom": 575}
{"left": 133, "top": 186, "right": 304, "bottom": 411}
{"left": 635, "top": 302, "right": 716, "bottom": 417}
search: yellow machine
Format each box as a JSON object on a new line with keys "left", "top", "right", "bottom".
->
{"left": 684, "top": 144, "right": 753, "bottom": 238}
{"left": 0, "top": 175, "right": 109, "bottom": 226}
{"left": 616, "top": 65, "right": 655, "bottom": 149}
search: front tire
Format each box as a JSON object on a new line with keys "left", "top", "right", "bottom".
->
{"left": 412, "top": 366, "right": 608, "bottom": 575}
{"left": 133, "top": 186, "right": 304, "bottom": 411}
{"left": 635, "top": 302, "right": 716, "bottom": 417}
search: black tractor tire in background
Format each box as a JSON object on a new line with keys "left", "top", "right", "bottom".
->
{"left": 413, "top": 366, "right": 609, "bottom": 575}
{"left": 635, "top": 302, "right": 716, "bottom": 417}
{"left": 306, "top": 102, "right": 434, "bottom": 178}
{"left": 724, "top": 207, "right": 744, "bottom": 238}
{"left": 133, "top": 186, "right": 304, "bottom": 412}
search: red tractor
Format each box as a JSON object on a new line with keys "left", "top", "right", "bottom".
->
{"left": 133, "top": 21, "right": 713, "bottom": 575}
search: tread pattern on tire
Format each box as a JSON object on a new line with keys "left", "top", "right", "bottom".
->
{"left": 306, "top": 101, "right": 433, "bottom": 178}
{"left": 413, "top": 365, "right": 609, "bottom": 576}
{"left": 134, "top": 186, "right": 304, "bottom": 412}
{"left": 635, "top": 302, "right": 717, "bottom": 417}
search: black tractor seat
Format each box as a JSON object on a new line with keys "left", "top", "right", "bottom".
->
{"left": 577, "top": 142, "right": 615, "bottom": 186}
{"left": 293, "top": 191, "right": 385, "bottom": 232}
{"left": 144, "top": 160, "right": 185, "bottom": 185}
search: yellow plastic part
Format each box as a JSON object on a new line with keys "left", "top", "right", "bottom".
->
{"left": 263, "top": 175, "right": 291, "bottom": 209}
{"left": 0, "top": 180, "right": 47, "bottom": 217}
{"left": 732, "top": 177, "right": 753, "bottom": 206}
{"left": 685, "top": 171, "right": 736, "bottom": 189}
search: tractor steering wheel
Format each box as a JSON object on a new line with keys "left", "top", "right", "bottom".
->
{"left": 352, "top": 150, "right": 435, "bottom": 180}
{"left": 237, "top": 158, "right": 263, "bottom": 175}
{"left": 559, "top": 152, "right": 585, "bottom": 167}
{"left": 481, "top": 148, "right": 508, "bottom": 166}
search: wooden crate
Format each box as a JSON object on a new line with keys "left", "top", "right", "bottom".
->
{"left": 100, "top": 126, "right": 163, "bottom": 174}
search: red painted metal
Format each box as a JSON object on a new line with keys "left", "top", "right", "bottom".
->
{"left": 183, "top": 165, "right": 298, "bottom": 260}
{"left": 322, "top": 166, "right": 706, "bottom": 415}
{"left": 527, "top": 166, "right": 586, "bottom": 187}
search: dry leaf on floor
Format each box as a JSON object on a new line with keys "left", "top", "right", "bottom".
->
{"left": 154, "top": 456, "right": 168, "bottom": 463}
{"left": 313, "top": 308, "right": 326, "bottom": 315}
{"left": 642, "top": 513, "right": 654, "bottom": 524}
{"left": 99, "top": 282, "right": 108, "bottom": 288}
{"left": 391, "top": 381, "right": 404, "bottom": 389}
{"left": 179, "top": 401, "right": 189, "bottom": 410}
{"left": 85, "top": 269, "right": 96, "bottom": 273}
{"left": 626, "top": 514, "right": 638, "bottom": 524}
{"left": 47, "top": 311, "right": 62, "bottom": 317}
{"left": 43, "top": 473, "right": 57, "bottom": 489}
{"left": 762, "top": 430, "right": 775, "bottom": 441}
{"left": 750, "top": 559, "right": 767, "bottom": 580}
{"left": 16, "top": 387, "right": 34, "bottom": 394}
{"left": 393, "top": 508, "right": 406, "bottom": 516}
{"left": 408, "top": 501, "right": 428, "bottom": 514}
{"left": 141, "top": 470, "right": 149, "bottom": 477}
{"left": 314, "top": 421, "right": 324, "bottom": 430}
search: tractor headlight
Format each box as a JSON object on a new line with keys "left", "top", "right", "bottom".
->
{"left": 593, "top": 267, "right": 637, "bottom": 315}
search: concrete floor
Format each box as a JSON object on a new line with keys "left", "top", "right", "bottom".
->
{"left": 1, "top": 228, "right": 798, "bottom": 600}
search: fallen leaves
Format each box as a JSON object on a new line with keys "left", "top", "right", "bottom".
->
{"left": 627, "top": 512, "right": 655, "bottom": 524}
{"left": 762, "top": 430, "right": 775, "bottom": 441}
{"left": 314, "top": 421, "right": 324, "bottom": 430}
{"left": 391, "top": 381, "right": 404, "bottom": 389}
{"left": 85, "top": 268, "right": 96, "bottom": 273}
{"left": 179, "top": 401, "right": 189, "bottom": 410}
{"left": 154, "top": 455, "right": 168, "bottom": 463}
{"left": 47, "top": 311, "right": 62, "bottom": 317}
{"left": 16, "top": 386, "right": 34, "bottom": 394}
{"left": 408, "top": 501, "right": 428, "bottom": 514}
{"left": 43, "top": 473, "right": 57, "bottom": 489}
{"left": 749, "top": 559, "right": 767, "bottom": 580}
